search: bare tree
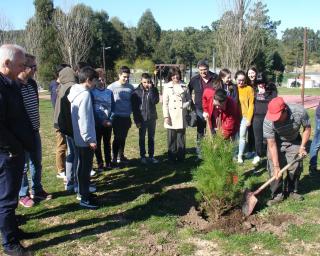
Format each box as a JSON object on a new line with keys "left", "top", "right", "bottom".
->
{"left": 53, "top": 4, "right": 93, "bottom": 67}
{"left": 215, "top": 0, "right": 265, "bottom": 71}
{"left": 23, "top": 17, "right": 42, "bottom": 60}
{"left": 0, "top": 12, "right": 15, "bottom": 45}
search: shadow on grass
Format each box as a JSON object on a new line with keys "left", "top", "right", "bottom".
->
{"left": 27, "top": 154, "right": 200, "bottom": 251}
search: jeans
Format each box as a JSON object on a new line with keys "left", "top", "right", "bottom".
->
{"left": 19, "top": 131, "right": 43, "bottom": 197}
{"left": 77, "top": 147, "right": 94, "bottom": 201}
{"left": 95, "top": 126, "right": 112, "bottom": 166}
{"left": 310, "top": 117, "right": 320, "bottom": 167}
{"left": 253, "top": 115, "right": 266, "bottom": 157}
{"left": 0, "top": 152, "right": 24, "bottom": 249}
{"left": 66, "top": 136, "right": 79, "bottom": 189}
{"left": 238, "top": 117, "right": 248, "bottom": 157}
{"left": 139, "top": 120, "right": 156, "bottom": 158}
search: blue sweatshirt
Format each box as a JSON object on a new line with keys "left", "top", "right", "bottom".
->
{"left": 91, "top": 87, "right": 114, "bottom": 127}
{"left": 107, "top": 81, "right": 134, "bottom": 117}
{"left": 67, "top": 84, "right": 96, "bottom": 147}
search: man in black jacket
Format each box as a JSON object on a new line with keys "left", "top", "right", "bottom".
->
{"left": 0, "top": 44, "right": 34, "bottom": 255}
{"left": 132, "top": 73, "right": 160, "bottom": 164}
{"left": 188, "top": 60, "right": 217, "bottom": 158}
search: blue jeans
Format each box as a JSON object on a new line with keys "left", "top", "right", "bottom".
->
{"left": 0, "top": 152, "right": 24, "bottom": 249}
{"left": 310, "top": 117, "right": 320, "bottom": 167}
{"left": 66, "top": 136, "right": 79, "bottom": 190}
{"left": 19, "top": 131, "right": 42, "bottom": 197}
{"left": 139, "top": 120, "right": 156, "bottom": 158}
{"left": 238, "top": 117, "right": 248, "bottom": 157}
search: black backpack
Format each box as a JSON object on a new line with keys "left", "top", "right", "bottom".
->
{"left": 58, "top": 86, "right": 73, "bottom": 137}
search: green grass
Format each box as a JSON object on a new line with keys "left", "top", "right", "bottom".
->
{"left": 278, "top": 87, "right": 320, "bottom": 96}
{"left": 5, "top": 99, "right": 320, "bottom": 255}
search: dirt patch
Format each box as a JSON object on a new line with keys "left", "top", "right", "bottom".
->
{"left": 181, "top": 205, "right": 302, "bottom": 236}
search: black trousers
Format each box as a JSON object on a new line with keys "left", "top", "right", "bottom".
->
{"left": 0, "top": 152, "right": 24, "bottom": 249}
{"left": 196, "top": 115, "right": 206, "bottom": 142}
{"left": 139, "top": 120, "right": 156, "bottom": 158}
{"left": 77, "top": 147, "right": 94, "bottom": 201}
{"left": 95, "top": 126, "right": 112, "bottom": 167}
{"left": 167, "top": 128, "right": 186, "bottom": 161}
{"left": 252, "top": 115, "right": 266, "bottom": 157}
{"left": 112, "top": 116, "right": 131, "bottom": 160}
{"left": 247, "top": 125, "right": 255, "bottom": 152}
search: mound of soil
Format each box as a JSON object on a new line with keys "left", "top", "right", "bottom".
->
{"left": 181, "top": 205, "right": 300, "bottom": 236}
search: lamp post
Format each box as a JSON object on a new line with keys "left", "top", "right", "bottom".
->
{"left": 102, "top": 45, "right": 111, "bottom": 72}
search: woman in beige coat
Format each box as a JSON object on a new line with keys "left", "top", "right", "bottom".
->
{"left": 163, "top": 67, "right": 191, "bottom": 161}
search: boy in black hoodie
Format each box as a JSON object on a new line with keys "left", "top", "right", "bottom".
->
{"left": 132, "top": 73, "right": 159, "bottom": 164}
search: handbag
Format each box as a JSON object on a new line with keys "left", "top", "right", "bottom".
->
{"left": 186, "top": 104, "right": 197, "bottom": 127}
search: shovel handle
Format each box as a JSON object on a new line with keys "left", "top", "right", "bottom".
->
{"left": 253, "top": 155, "right": 305, "bottom": 195}
{"left": 206, "top": 118, "right": 212, "bottom": 138}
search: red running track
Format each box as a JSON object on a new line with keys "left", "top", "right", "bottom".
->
{"left": 281, "top": 95, "right": 320, "bottom": 109}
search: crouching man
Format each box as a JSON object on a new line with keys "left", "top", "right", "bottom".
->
{"left": 263, "top": 97, "right": 311, "bottom": 206}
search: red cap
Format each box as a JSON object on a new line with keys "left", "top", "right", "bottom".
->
{"left": 266, "top": 97, "right": 286, "bottom": 121}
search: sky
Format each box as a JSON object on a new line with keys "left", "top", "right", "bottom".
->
{"left": 0, "top": 0, "right": 319, "bottom": 38}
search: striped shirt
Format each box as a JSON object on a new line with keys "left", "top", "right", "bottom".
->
{"left": 20, "top": 79, "right": 40, "bottom": 131}
{"left": 263, "top": 103, "right": 310, "bottom": 142}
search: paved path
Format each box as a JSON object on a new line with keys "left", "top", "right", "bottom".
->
{"left": 281, "top": 95, "right": 320, "bottom": 109}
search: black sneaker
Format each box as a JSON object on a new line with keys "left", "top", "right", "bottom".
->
{"left": 3, "top": 243, "right": 31, "bottom": 256}
{"left": 16, "top": 228, "right": 37, "bottom": 240}
{"left": 118, "top": 156, "right": 129, "bottom": 164}
{"left": 79, "top": 199, "right": 98, "bottom": 209}
{"left": 288, "top": 192, "right": 304, "bottom": 201}
{"left": 266, "top": 193, "right": 284, "bottom": 206}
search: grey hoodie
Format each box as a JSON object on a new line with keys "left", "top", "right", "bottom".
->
{"left": 67, "top": 83, "right": 96, "bottom": 147}
{"left": 53, "top": 67, "right": 77, "bottom": 129}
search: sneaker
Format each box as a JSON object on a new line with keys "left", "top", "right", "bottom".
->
{"left": 117, "top": 156, "right": 129, "bottom": 164}
{"left": 246, "top": 152, "right": 255, "bottom": 159}
{"left": 3, "top": 243, "right": 31, "bottom": 256}
{"left": 76, "top": 194, "right": 81, "bottom": 200}
{"left": 65, "top": 184, "right": 75, "bottom": 192}
{"left": 288, "top": 192, "right": 304, "bottom": 201}
{"left": 148, "top": 157, "right": 159, "bottom": 164}
{"left": 266, "top": 193, "right": 284, "bottom": 206}
{"left": 56, "top": 172, "right": 66, "bottom": 179}
{"left": 31, "top": 190, "right": 52, "bottom": 200}
{"left": 76, "top": 193, "right": 97, "bottom": 201}
{"left": 141, "top": 157, "right": 147, "bottom": 164}
{"left": 80, "top": 199, "right": 98, "bottom": 209}
{"left": 74, "top": 185, "right": 96, "bottom": 193}
{"left": 90, "top": 169, "right": 97, "bottom": 177}
{"left": 111, "top": 159, "right": 118, "bottom": 168}
{"left": 105, "top": 162, "right": 112, "bottom": 170}
{"left": 252, "top": 156, "right": 261, "bottom": 165}
{"left": 19, "top": 196, "right": 34, "bottom": 208}
{"left": 309, "top": 166, "right": 318, "bottom": 177}
{"left": 237, "top": 156, "right": 244, "bottom": 164}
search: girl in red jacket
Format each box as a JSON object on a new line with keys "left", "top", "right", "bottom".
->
{"left": 203, "top": 88, "right": 240, "bottom": 140}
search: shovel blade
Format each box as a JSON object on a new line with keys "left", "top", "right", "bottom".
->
{"left": 242, "top": 190, "right": 258, "bottom": 217}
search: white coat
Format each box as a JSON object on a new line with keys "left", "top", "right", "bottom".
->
{"left": 162, "top": 81, "right": 191, "bottom": 129}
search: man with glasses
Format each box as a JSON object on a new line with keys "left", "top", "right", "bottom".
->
{"left": 263, "top": 97, "right": 311, "bottom": 206}
{"left": 188, "top": 60, "right": 217, "bottom": 159}
{"left": 203, "top": 88, "right": 239, "bottom": 140}
{"left": 132, "top": 73, "right": 159, "bottom": 164}
{"left": 17, "top": 54, "right": 52, "bottom": 208}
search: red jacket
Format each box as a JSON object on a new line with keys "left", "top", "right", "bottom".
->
{"left": 202, "top": 87, "right": 240, "bottom": 139}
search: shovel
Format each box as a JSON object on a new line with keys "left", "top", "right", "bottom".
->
{"left": 242, "top": 154, "right": 305, "bottom": 216}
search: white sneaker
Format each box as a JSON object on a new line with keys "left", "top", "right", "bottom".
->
{"left": 141, "top": 157, "right": 147, "bottom": 164}
{"left": 252, "top": 156, "right": 261, "bottom": 165}
{"left": 149, "top": 157, "right": 159, "bottom": 164}
{"left": 56, "top": 172, "right": 66, "bottom": 179}
{"left": 237, "top": 156, "right": 244, "bottom": 164}
{"left": 90, "top": 170, "right": 97, "bottom": 177}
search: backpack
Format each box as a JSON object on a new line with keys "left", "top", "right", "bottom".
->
{"left": 58, "top": 86, "right": 73, "bottom": 136}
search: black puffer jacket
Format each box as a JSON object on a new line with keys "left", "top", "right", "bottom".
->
{"left": 132, "top": 84, "right": 159, "bottom": 124}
